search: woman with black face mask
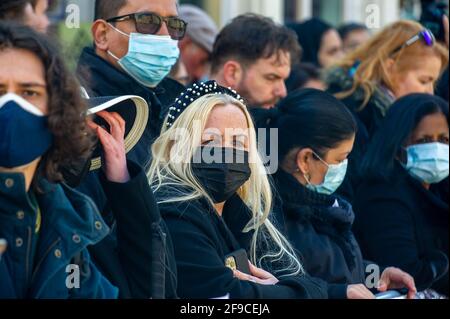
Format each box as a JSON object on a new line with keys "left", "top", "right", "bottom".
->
{"left": 148, "top": 81, "right": 331, "bottom": 299}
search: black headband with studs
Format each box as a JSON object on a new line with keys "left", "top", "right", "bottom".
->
{"left": 166, "top": 80, "right": 245, "bottom": 128}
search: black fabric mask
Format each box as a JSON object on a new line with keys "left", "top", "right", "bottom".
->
{"left": 191, "top": 146, "right": 251, "bottom": 203}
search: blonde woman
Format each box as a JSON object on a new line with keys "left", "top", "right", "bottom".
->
{"left": 325, "top": 20, "right": 448, "bottom": 201}
{"left": 327, "top": 20, "right": 448, "bottom": 137}
{"left": 148, "top": 81, "right": 356, "bottom": 299}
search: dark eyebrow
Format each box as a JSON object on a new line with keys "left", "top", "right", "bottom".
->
{"left": 20, "top": 82, "right": 46, "bottom": 88}
{"left": 0, "top": 82, "right": 46, "bottom": 88}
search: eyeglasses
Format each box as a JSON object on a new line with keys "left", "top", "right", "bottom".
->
{"left": 106, "top": 12, "right": 188, "bottom": 40}
{"left": 391, "top": 29, "right": 435, "bottom": 56}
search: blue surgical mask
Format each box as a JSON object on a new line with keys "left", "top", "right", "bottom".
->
{"left": 305, "top": 152, "right": 348, "bottom": 195}
{"left": 108, "top": 25, "right": 180, "bottom": 88}
{"left": 404, "top": 142, "right": 449, "bottom": 184}
{"left": 0, "top": 93, "right": 53, "bottom": 168}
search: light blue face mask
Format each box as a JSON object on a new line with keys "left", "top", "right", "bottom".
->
{"left": 305, "top": 152, "right": 348, "bottom": 195}
{"left": 404, "top": 142, "right": 449, "bottom": 184}
{"left": 108, "top": 24, "right": 180, "bottom": 88}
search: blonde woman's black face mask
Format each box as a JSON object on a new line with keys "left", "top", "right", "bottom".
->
{"left": 191, "top": 146, "right": 251, "bottom": 203}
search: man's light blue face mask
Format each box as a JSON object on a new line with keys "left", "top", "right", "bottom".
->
{"left": 403, "top": 142, "right": 449, "bottom": 184}
{"left": 107, "top": 24, "right": 180, "bottom": 88}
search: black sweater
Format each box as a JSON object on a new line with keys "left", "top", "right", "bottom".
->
{"left": 273, "top": 170, "right": 368, "bottom": 287}
{"left": 157, "top": 189, "right": 332, "bottom": 299}
{"left": 354, "top": 163, "right": 449, "bottom": 295}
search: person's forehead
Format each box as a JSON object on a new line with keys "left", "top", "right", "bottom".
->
{"left": 415, "top": 113, "right": 448, "bottom": 132}
{"left": 252, "top": 52, "right": 291, "bottom": 71}
{"left": 118, "top": 0, "right": 178, "bottom": 17}
{"left": 0, "top": 49, "right": 45, "bottom": 84}
{"left": 246, "top": 60, "right": 289, "bottom": 81}
{"left": 205, "top": 104, "right": 248, "bottom": 129}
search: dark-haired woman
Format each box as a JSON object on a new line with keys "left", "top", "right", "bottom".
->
{"left": 0, "top": 22, "right": 117, "bottom": 298}
{"left": 254, "top": 89, "right": 417, "bottom": 299}
{"left": 287, "top": 18, "right": 344, "bottom": 69}
{"left": 354, "top": 94, "right": 449, "bottom": 296}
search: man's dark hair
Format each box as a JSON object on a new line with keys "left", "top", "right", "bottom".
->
{"left": 0, "top": 0, "right": 29, "bottom": 20}
{"left": 338, "top": 23, "right": 368, "bottom": 41}
{"left": 95, "top": 0, "right": 128, "bottom": 20}
{"left": 211, "top": 14, "right": 302, "bottom": 75}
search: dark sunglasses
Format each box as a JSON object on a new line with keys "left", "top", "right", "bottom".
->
{"left": 106, "top": 12, "right": 187, "bottom": 40}
{"left": 391, "top": 29, "right": 435, "bottom": 56}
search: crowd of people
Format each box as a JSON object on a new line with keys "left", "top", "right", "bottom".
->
{"left": 0, "top": 0, "right": 448, "bottom": 299}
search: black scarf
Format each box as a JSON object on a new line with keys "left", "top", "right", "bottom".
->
{"left": 275, "top": 169, "right": 358, "bottom": 270}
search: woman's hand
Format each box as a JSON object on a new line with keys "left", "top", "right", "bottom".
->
{"left": 377, "top": 267, "right": 417, "bottom": 299}
{"left": 233, "top": 262, "right": 279, "bottom": 285}
{"left": 88, "top": 111, "right": 130, "bottom": 183}
{"left": 347, "top": 284, "right": 375, "bottom": 299}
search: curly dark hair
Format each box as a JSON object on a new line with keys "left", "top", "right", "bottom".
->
{"left": 211, "top": 14, "right": 302, "bottom": 75}
{"left": 0, "top": 22, "right": 95, "bottom": 183}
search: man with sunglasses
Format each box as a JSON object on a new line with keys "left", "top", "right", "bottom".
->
{"left": 77, "top": 0, "right": 186, "bottom": 166}
{"left": 75, "top": 0, "right": 186, "bottom": 299}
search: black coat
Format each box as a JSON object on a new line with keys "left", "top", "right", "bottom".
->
{"left": 157, "top": 189, "right": 333, "bottom": 299}
{"left": 81, "top": 161, "right": 177, "bottom": 299}
{"left": 77, "top": 46, "right": 185, "bottom": 169}
{"left": 354, "top": 163, "right": 449, "bottom": 295}
{"left": 273, "top": 170, "right": 367, "bottom": 288}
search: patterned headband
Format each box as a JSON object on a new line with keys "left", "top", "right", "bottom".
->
{"left": 166, "top": 80, "right": 246, "bottom": 128}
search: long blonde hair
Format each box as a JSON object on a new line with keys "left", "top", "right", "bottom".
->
{"left": 333, "top": 20, "right": 448, "bottom": 110}
{"left": 148, "top": 94, "right": 303, "bottom": 277}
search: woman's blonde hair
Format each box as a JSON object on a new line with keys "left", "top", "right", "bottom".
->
{"left": 334, "top": 20, "right": 448, "bottom": 110}
{"left": 148, "top": 94, "right": 303, "bottom": 277}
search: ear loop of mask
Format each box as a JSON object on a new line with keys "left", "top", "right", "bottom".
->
{"left": 301, "top": 151, "right": 330, "bottom": 186}
{"left": 106, "top": 23, "right": 130, "bottom": 61}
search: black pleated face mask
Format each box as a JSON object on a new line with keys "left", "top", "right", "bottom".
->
{"left": 191, "top": 146, "right": 252, "bottom": 203}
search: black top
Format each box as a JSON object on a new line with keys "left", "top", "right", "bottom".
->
{"left": 157, "top": 188, "right": 333, "bottom": 299}
{"left": 354, "top": 163, "right": 449, "bottom": 295}
{"left": 273, "top": 169, "right": 367, "bottom": 287}
{"left": 85, "top": 161, "right": 177, "bottom": 299}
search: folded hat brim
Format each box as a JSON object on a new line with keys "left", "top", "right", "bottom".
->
{"left": 86, "top": 95, "right": 149, "bottom": 171}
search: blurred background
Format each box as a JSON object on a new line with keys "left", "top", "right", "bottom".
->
{"left": 45, "top": 0, "right": 449, "bottom": 70}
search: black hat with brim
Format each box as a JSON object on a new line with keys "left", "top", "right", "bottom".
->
{"left": 86, "top": 95, "right": 149, "bottom": 171}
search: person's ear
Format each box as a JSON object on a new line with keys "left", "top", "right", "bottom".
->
{"left": 178, "top": 36, "right": 191, "bottom": 51}
{"left": 92, "top": 20, "right": 110, "bottom": 51}
{"left": 296, "top": 148, "right": 314, "bottom": 176}
{"left": 385, "top": 58, "right": 396, "bottom": 76}
{"left": 222, "top": 61, "right": 243, "bottom": 88}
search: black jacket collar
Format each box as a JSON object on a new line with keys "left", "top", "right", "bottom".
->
{"left": 77, "top": 47, "right": 164, "bottom": 96}
{"left": 274, "top": 169, "right": 355, "bottom": 226}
